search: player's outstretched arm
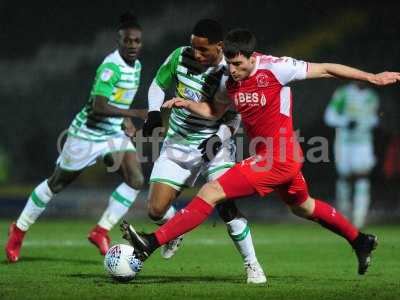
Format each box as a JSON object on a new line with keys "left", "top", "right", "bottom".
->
{"left": 162, "top": 98, "right": 230, "bottom": 120}
{"left": 307, "top": 63, "right": 400, "bottom": 86}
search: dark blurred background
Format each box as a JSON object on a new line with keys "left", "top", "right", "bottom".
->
{"left": 0, "top": 0, "right": 399, "bottom": 222}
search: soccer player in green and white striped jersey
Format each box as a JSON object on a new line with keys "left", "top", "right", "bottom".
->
{"left": 324, "top": 82, "right": 379, "bottom": 228}
{"left": 141, "top": 19, "right": 266, "bottom": 284}
{"left": 6, "top": 12, "right": 146, "bottom": 262}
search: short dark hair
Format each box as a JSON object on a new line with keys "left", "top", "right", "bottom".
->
{"left": 223, "top": 29, "right": 256, "bottom": 58}
{"left": 118, "top": 11, "right": 142, "bottom": 31}
{"left": 192, "top": 19, "right": 223, "bottom": 44}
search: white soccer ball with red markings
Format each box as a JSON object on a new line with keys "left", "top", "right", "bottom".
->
{"left": 104, "top": 244, "right": 143, "bottom": 282}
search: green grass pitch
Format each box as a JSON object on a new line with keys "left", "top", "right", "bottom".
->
{"left": 1, "top": 220, "right": 399, "bottom": 300}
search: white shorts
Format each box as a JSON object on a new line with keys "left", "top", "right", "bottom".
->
{"left": 57, "top": 134, "right": 136, "bottom": 171}
{"left": 150, "top": 138, "right": 236, "bottom": 191}
{"left": 334, "top": 142, "right": 375, "bottom": 176}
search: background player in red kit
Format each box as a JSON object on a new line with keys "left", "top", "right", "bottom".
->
{"left": 121, "top": 29, "right": 400, "bottom": 276}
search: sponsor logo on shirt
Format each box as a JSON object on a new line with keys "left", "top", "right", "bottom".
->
{"left": 177, "top": 83, "right": 202, "bottom": 102}
{"left": 114, "top": 88, "right": 136, "bottom": 104}
{"left": 234, "top": 92, "right": 267, "bottom": 107}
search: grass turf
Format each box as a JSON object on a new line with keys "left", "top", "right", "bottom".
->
{"left": 0, "top": 220, "right": 399, "bottom": 300}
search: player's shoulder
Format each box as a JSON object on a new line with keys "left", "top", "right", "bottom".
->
{"left": 258, "top": 54, "right": 303, "bottom": 71}
{"left": 331, "top": 85, "right": 347, "bottom": 99}
{"left": 99, "top": 51, "right": 123, "bottom": 72}
{"left": 161, "top": 46, "right": 187, "bottom": 67}
{"left": 335, "top": 85, "right": 348, "bottom": 93}
{"left": 169, "top": 46, "right": 187, "bottom": 58}
{"left": 102, "top": 50, "right": 121, "bottom": 65}
{"left": 180, "top": 46, "right": 195, "bottom": 59}
{"left": 257, "top": 53, "right": 279, "bottom": 66}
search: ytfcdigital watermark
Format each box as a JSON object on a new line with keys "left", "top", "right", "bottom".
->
{"left": 57, "top": 127, "right": 330, "bottom": 173}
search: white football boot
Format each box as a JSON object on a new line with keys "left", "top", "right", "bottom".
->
{"left": 160, "top": 235, "right": 184, "bottom": 259}
{"left": 245, "top": 261, "right": 267, "bottom": 284}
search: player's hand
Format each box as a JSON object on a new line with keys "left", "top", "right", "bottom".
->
{"left": 142, "top": 111, "right": 162, "bottom": 137}
{"left": 368, "top": 72, "right": 400, "bottom": 86}
{"left": 198, "top": 134, "right": 223, "bottom": 162}
{"left": 122, "top": 118, "right": 137, "bottom": 138}
{"left": 162, "top": 98, "right": 190, "bottom": 109}
{"left": 347, "top": 120, "right": 357, "bottom": 130}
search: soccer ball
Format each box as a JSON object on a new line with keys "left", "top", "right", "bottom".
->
{"left": 104, "top": 244, "right": 143, "bottom": 282}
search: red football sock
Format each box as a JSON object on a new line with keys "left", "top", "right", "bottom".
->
{"left": 155, "top": 196, "right": 214, "bottom": 245}
{"left": 310, "top": 199, "right": 359, "bottom": 242}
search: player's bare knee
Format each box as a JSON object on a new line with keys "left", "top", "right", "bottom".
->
{"left": 198, "top": 181, "right": 225, "bottom": 205}
{"left": 289, "top": 196, "right": 315, "bottom": 218}
{"left": 148, "top": 206, "right": 166, "bottom": 221}
{"left": 147, "top": 200, "right": 168, "bottom": 221}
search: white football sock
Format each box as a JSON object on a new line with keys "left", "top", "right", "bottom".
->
{"left": 153, "top": 206, "right": 176, "bottom": 226}
{"left": 336, "top": 178, "right": 351, "bottom": 218}
{"left": 226, "top": 217, "right": 257, "bottom": 264}
{"left": 353, "top": 178, "right": 370, "bottom": 229}
{"left": 98, "top": 183, "right": 140, "bottom": 230}
{"left": 17, "top": 180, "right": 54, "bottom": 231}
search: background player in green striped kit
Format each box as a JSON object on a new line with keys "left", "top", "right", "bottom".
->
{"left": 325, "top": 82, "right": 379, "bottom": 228}
{"left": 141, "top": 19, "right": 266, "bottom": 284}
{"left": 5, "top": 12, "right": 146, "bottom": 262}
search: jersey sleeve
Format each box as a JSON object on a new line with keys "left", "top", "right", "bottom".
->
{"left": 213, "top": 75, "right": 231, "bottom": 106}
{"left": 92, "top": 62, "right": 121, "bottom": 98}
{"left": 270, "top": 57, "right": 308, "bottom": 85}
{"left": 154, "top": 47, "right": 182, "bottom": 90}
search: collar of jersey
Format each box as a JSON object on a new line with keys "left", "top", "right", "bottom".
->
{"left": 248, "top": 55, "right": 260, "bottom": 78}
{"left": 114, "top": 50, "right": 136, "bottom": 70}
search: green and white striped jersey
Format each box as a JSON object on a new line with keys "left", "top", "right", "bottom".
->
{"left": 155, "top": 46, "right": 228, "bottom": 145}
{"left": 68, "top": 50, "right": 141, "bottom": 142}
{"left": 325, "top": 83, "right": 379, "bottom": 144}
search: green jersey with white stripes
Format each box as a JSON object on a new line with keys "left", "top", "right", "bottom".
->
{"left": 155, "top": 46, "right": 226, "bottom": 145}
{"left": 68, "top": 50, "right": 141, "bottom": 142}
{"left": 327, "top": 83, "right": 379, "bottom": 144}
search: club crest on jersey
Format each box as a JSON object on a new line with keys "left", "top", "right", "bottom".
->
{"left": 234, "top": 92, "right": 267, "bottom": 107}
{"left": 256, "top": 74, "right": 268, "bottom": 87}
{"left": 100, "top": 68, "right": 114, "bottom": 82}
